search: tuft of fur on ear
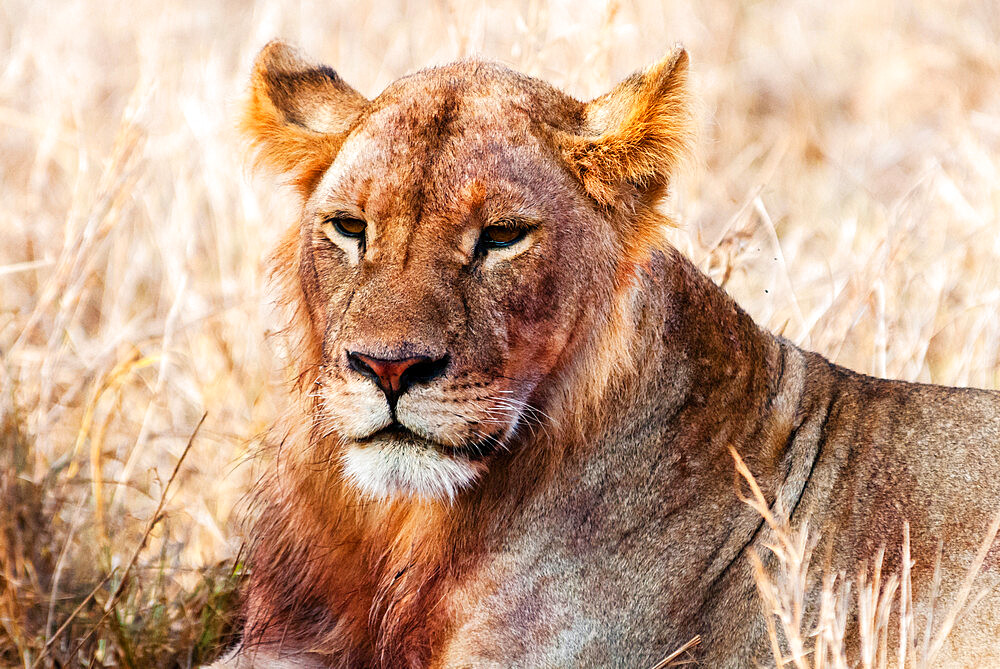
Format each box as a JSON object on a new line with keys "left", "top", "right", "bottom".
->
{"left": 559, "top": 47, "right": 693, "bottom": 208}
{"left": 241, "top": 40, "right": 369, "bottom": 195}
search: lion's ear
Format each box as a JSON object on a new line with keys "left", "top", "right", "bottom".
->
{"left": 242, "top": 40, "right": 369, "bottom": 195}
{"left": 560, "top": 47, "right": 692, "bottom": 207}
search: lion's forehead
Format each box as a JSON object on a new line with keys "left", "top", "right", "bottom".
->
{"left": 342, "top": 61, "right": 578, "bottom": 165}
{"left": 372, "top": 60, "right": 577, "bottom": 119}
{"left": 348, "top": 96, "right": 539, "bottom": 165}
{"left": 322, "top": 100, "right": 566, "bottom": 227}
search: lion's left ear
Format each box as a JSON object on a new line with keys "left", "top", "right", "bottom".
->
{"left": 559, "top": 47, "right": 692, "bottom": 207}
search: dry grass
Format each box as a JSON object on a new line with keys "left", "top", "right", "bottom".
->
{"left": 1, "top": 0, "right": 998, "bottom": 666}
{"left": 732, "top": 448, "right": 1000, "bottom": 669}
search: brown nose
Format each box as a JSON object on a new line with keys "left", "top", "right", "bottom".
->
{"left": 346, "top": 351, "right": 448, "bottom": 408}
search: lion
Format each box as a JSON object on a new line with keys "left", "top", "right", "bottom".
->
{"left": 213, "top": 41, "right": 1000, "bottom": 668}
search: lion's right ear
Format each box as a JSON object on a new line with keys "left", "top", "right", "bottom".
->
{"left": 242, "top": 40, "right": 368, "bottom": 195}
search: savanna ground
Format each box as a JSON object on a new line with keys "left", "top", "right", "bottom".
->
{"left": 2, "top": 0, "right": 999, "bottom": 666}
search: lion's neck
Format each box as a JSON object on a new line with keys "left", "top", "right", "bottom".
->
{"left": 556, "top": 247, "right": 798, "bottom": 465}
{"left": 583, "top": 247, "right": 809, "bottom": 498}
{"left": 541, "top": 246, "right": 816, "bottom": 621}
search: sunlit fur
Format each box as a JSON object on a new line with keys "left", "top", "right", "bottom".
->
{"left": 221, "top": 40, "right": 1000, "bottom": 669}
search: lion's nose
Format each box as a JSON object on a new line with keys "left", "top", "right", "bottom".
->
{"left": 346, "top": 350, "right": 448, "bottom": 408}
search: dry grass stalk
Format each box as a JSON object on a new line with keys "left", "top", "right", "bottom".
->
{"left": 650, "top": 634, "right": 701, "bottom": 668}
{"left": 732, "top": 448, "right": 1000, "bottom": 669}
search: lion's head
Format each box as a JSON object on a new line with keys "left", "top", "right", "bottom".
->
{"left": 243, "top": 42, "right": 691, "bottom": 501}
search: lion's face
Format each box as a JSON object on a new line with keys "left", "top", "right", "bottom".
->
{"left": 244, "top": 43, "right": 690, "bottom": 500}
{"left": 304, "top": 74, "right": 613, "bottom": 499}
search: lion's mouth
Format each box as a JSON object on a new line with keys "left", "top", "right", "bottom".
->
{"left": 358, "top": 422, "right": 503, "bottom": 461}
{"left": 358, "top": 423, "right": 419, "bottom": 444}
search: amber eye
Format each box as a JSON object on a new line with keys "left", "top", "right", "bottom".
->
{"left": 326, "top": 216, "right": 366, "bottom": 240}
{"left": 481, "top": 224, "right": 530, "bottom": 249}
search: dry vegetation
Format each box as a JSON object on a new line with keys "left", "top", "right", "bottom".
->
{"left": 733, "top": 449, "right": 1000, "bottom": 669}
{"left": 1, "top": 0, "right": 998, "bottom": 666}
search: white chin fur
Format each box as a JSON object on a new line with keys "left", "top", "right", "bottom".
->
{"left": 341, "top": 442, "right": 487, "bottom": 502}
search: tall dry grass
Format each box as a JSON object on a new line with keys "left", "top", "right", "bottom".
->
{"left": 1, "top": 0, "right": 998, "bottom": 665}
{"left": 732, "top": 448, "right": 1000, "bottom": 669}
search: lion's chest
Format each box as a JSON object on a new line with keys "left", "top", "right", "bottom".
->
{"left": 425, "top": 478, "right": 720, "bottom": 667}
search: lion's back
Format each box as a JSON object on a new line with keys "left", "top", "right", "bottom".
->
{"left": 788, "top": 358, "right": 1000, "bottom": 666}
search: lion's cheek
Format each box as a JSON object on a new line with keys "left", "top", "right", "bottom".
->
{"left": 302, "top": 244, "right": 357, "bottom": 336}
{"left": 498, "top": 272, "right": 583, "bottom": 379}
{"left": 497, "top": 309, "right": 573, "bottom": 389}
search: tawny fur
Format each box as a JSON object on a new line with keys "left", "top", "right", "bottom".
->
{"left": 214, "top": 41, "right": 1000, "bottom": 668}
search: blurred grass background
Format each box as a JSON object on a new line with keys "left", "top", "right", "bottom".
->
{"left": 1, "top": 0, "right": 998, "bottom": 665}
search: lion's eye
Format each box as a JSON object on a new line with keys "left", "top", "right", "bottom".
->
{"left": 481, "top": 224, "right": 529, "bottom": 249}
{"left": 324, "top": 216, "right": 367, "bottom": 240}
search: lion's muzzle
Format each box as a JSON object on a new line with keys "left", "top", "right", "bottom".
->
{"left": 345, "top": 349, "right": 449, "bottom": 411}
